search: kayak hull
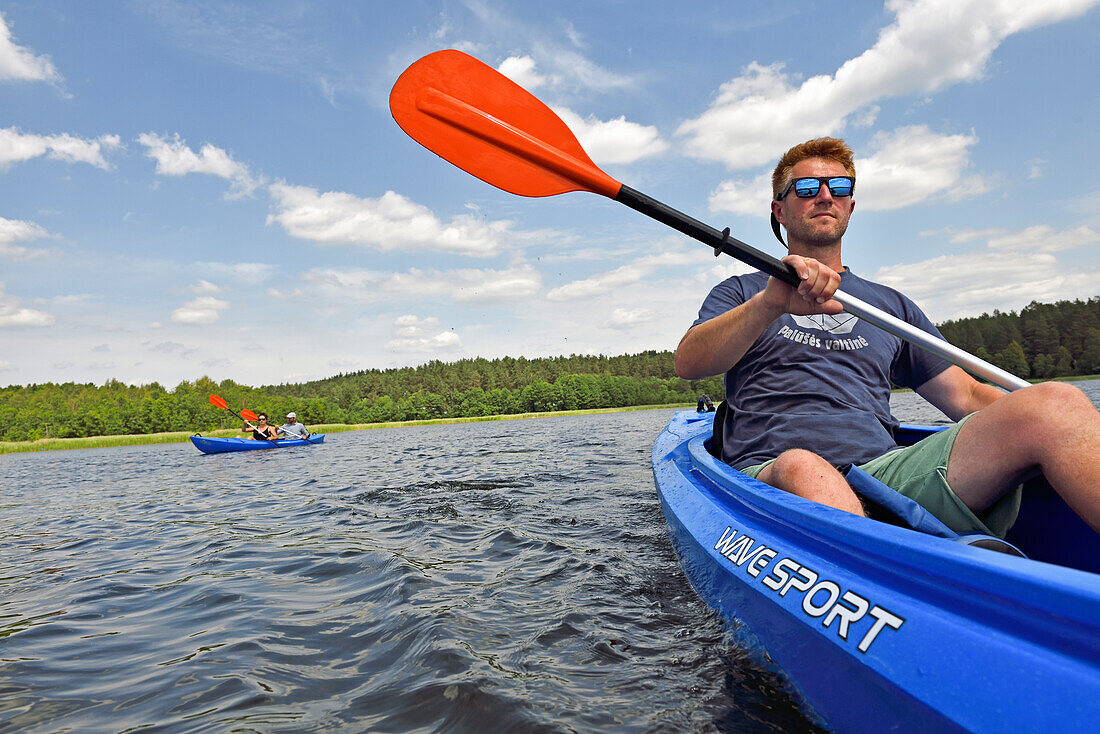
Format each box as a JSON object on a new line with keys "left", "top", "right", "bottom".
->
{"left": 190, "top": 434, "right": 325, "bottom": 454}
{"left": 653, "top": 410, "right": 1100, "bottom": 733}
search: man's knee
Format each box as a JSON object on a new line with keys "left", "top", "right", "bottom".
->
{"left": 763, "top": 449, "right": 864, "bottom": 516}
{"left": 767, "top": 449, "right": 833, "bottom": 484}
{"left": 1009, "top": 381, "right": 1096, "bottom": 433}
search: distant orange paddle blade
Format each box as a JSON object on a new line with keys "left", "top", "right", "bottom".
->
{"left": 209, "top": 394, "right": 229, "bottom": 410}
{"left": 241, "top": 409, "right": 259, "bottom": 421}
{"left": 390, "top": 50, "right": 621, "bottom": 199}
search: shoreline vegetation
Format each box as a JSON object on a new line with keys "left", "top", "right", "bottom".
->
{"left": 2, "top": 300, "right": 1098, "bottom": 454}
{"left": 4, "top": 373, "right": 1097, "bottom": 455}
{"left": 0, "top": 403, "right": 691, "bottom": 455}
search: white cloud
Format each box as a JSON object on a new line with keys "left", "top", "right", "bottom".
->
{"left": 189, "top": 280, "right": 224, "bottom": 295}
{"left": 197, "top": 262, "right": 275, "bottom": 285}
{"left": 986, "top": 225, "right": 1099, "bottom": 253}
{"left": 304, "top": 265, "right": 542, "bottom": 303}
{"left": 919, "top": 227, "right": 1001, "bottom": 244}
{"left": 385, "top": 314, "right": 462, "bottom": 353}
{"left": 267, "top": 286, "right": 305, "bottom": 300}
{"left": 709, "top": 172, "right": 773, "bottom": 217}
{"left": 494, "top": 56, "right": 659, "bottom": 164}
{"left": 137, "top": 132, "right": 261, "bottom": 198}
{"left": 924, "top": 225, "right": 1100, "bottom": 253}
{"left": 553, "top": 107, "right": 667, "bottom": 164}
{"left": 0, "top": 216, "right": 50, "bottom": 259}
{"left": 0, "top": 282, "right": 54, "bottom": 327}
{"left": 876, "top": 252, "right": 1100, "bottom": 321}
{"left": 875, "top": 223, "right": 1100, "bottom": 320}
{"left": 498, "top": 55, "right": 547, "bottom": 90}
{"left": 710, "top": 125, "right": 981, "bottom": 215}
{"left": 547, "top": 251, "right": 698, "bottom": 301}
{"left": 145, "top": 341, "right": 185, "bottom": 354}
{"left": 606, "top": 307, "right": 656, "bottom": 329}
{"left": 0, "top": 12, "right": 60, "bottom": 83}
{"left": 394, "top": 313, "right": 437, "bottom": 332}
{"left": 0, "top": 127, "right": 120, "bottom": 170}
{"left": 677, "top": 0, "right": 1097, "bottom": 170}
{"left": 855, "top": 126, "right": 981, "bottom": 211}
{"left": 268, "top": 183, "right": 514, "bottom": 257}
{"left": 537, "top": 46, "right": 633, "bottom": 93}
{"left": 171, "top": 296, "right": 230, "bottom": 324}
{"left": 492, "top": 45, "right": 632, "bottom": 95}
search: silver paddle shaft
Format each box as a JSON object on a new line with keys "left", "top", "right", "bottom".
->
{"left": 832, "top": 290, "right": 1030, "bottom": 392}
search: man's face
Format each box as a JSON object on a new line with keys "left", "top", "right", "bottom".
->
{"left": 772, "top": 157, "right": 855, "bottom": 248}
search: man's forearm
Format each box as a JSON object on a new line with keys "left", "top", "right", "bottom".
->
{"left": 966, "top": 380, "right": 1007, "bottom": 413}
{"left": 675, "top": 292, "right": 781, "bottom": 380}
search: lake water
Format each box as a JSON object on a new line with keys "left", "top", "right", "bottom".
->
{"left": 2, "top": 381, "right": 1098, "bottom": 733}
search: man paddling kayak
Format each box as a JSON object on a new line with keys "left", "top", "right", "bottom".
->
{"left": 675, "top": 137, "right": 1100, "bottom": 537}
{"left": 278, "top": 412, "right": 310, "bottom": 440}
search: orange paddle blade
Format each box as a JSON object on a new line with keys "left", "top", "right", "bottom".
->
{"left": 209, "top": 394, "right": 229, "bottom": 410}
{"left": 241, "top": 409, "right": 259, "bottom": 421}
{"left": 390, "top": 50, "right": 621, "bottom": 199}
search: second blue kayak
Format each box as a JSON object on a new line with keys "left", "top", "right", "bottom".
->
{"left": 190, "top": 434, "right": 325, "bottom": 454}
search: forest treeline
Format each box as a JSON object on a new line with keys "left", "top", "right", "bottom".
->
{"left": 937, "top": 298, "right": 1100, "bottom": 380}
{"left": 0, "top": 352, "right": 723, "bottom": 442}
{"left": 2, "top": 298, "right": 1097, "bottom": 442}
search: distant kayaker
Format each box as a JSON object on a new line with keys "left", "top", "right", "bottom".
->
{"left": 242, "top": 413, "right": 278, "bottom": 441}
{"left": 675, "top": 136, "right": 1100, "bottom": 538}
{"left": 278, "top": 412, "right": 311, "bottom": 440}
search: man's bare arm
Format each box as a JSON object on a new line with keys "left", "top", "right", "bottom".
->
{"left": 675, "top": 292, "right": 783, "bottom": 379}
{"left": 675, "top": 255, "right": 844, "bottom": 380}
{"left": 916, "top": 365, "right": 1007, "bottom": 421}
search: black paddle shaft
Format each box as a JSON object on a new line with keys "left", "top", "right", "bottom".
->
{"left": 615, "top": 185, "right": 801, "bottom": 288}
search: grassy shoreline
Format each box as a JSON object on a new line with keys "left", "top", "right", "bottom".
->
{"left": 4, "top": 373, "right": 1097, "bottom": 455}
{"left": 0, "top": 403, "right": 692, "bottom": 455}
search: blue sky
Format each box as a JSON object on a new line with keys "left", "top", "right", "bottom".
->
{"left": 1, "top": 0, "right": 1097, "bottom": 388}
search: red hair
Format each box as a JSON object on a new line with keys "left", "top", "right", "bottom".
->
{"left": 771, "top": 138, "right": 856, "bottom": 200}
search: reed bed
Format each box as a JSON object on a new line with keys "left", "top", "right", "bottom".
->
{"left": 0, "top": 403, "right": 690, "bottom": 454}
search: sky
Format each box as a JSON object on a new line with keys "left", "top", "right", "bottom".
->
{"left": 1, "top": 0, "right": 1098, "bottom": 388}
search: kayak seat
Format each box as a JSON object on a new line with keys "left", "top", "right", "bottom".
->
{"left": 703, "top": 400, "right": 728, "bottom": 459}
{"left": 842, "top": 465, "right": 1028, "bottom": 557}
{"left": 705, "top": 404, "right": 1027, "bottom": 557}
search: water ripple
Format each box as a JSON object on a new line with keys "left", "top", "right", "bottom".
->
{"left": 5, "top": 385, "right": 1096, "bottom": 732}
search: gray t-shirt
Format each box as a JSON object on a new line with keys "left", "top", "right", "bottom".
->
{"left": 279, "top": 422, "right": 309, "bottom": 439}
{"left": 693, "top": 269, "right": 950, "bottom": 469}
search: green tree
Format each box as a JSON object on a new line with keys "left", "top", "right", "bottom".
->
{"left": 993, "top": 341, "right": 1029, "bottom": 379}
{"left": 1078, "top": 328, "right": 1100, "bottom": 375}
{"left": 1032, "top": 353, "right": 1056, "bottom": 379}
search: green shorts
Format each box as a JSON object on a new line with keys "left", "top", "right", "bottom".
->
{"left": 740, "top": 414, "right": 1022, "bottom": 538}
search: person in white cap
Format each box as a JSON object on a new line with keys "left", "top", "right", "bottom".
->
{"left": 278, "top": 412, "right": 311, "bottom": 440}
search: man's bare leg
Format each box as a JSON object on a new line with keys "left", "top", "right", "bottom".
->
{"left": 758, "top": 448, "right": 866, "bottom": 516}
{"left": 946, "top": 382, "right": 1100, "bottom": 533}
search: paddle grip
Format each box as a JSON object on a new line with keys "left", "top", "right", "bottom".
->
{"left": 615, "top": 185, "right": 800, "bottom": 287}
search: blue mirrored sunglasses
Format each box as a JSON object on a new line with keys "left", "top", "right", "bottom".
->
{"left": 777, "top": 176, "right": 855, "bottom": 200}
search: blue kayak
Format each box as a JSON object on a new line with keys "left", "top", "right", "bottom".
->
{"left": 653, "top": 410, "right": 1100, "bottom": 733}
{"left": 190, "top": 434, "right": 325, "bottom": 454}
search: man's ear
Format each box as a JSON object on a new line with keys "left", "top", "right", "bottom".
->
{"left": 770, "top": 201, "right": 786, "bottom": 245}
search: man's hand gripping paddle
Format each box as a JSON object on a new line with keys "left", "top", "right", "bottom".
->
{"left": 389, "top": 50, "right": 1029, "bottom": 392}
